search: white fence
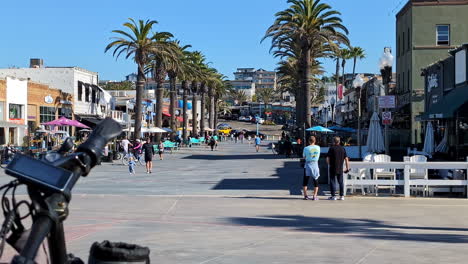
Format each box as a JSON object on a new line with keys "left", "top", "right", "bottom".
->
{"left": 347, "top": 161, "right": 468, "bottom": 198}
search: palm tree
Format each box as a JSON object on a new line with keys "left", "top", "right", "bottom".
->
{"left": 229, "top": 90, "right": 248, "bottom": 105}
{"left": 105, "top": 18, "right": 169, "bottom": 139}
{"left": 256, "top": 88, "right": 277, "bottom": 118}
{"left": 339, "top": 48, "right": 351, "bottom": 89}
{"left": 149, "top": 34, "right": 179, "bottom": 141}
{"left": 349, "top": 46, "right": 366, "bottom": 77}
{"left": 264, "top": 0, "right": 349, "bottom": 132}
{"left": 188, "top": 51, "right": 207, "bottom": 137}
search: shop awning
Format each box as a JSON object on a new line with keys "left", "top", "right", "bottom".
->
{"left": 422, "top": 87, "right": 468, "bottom": 119}
{"left": 0, "top": 121, "right": 27, "bottom": 128}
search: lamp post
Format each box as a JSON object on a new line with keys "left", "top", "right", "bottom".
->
{"left": 329, "top": 97, "right": 336, "bottom": 125}
{"left": 353, "top": 74, "right": 365, "bottom": 159}
{"left": 323, "top": 102, "right": 329, "bottom": 127}
{"left": 379, "top": 47, "right": 394, "bottom": 155}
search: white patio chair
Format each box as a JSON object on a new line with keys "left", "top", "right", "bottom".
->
{"left": 346, "top": 154, "right": 374, "bottom": 195}
{"left": 373, "top": 154, "right": 396, "bottom": 196}
{"left": 409, "top": 155, "right": 429, "bottom": 197}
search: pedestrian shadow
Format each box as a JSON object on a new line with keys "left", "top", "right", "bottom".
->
{"left": 212, "top": 161, "right": 303, "bottom": 195}
{"left": 226, "top": 215, "right": 468, "bottom": 244}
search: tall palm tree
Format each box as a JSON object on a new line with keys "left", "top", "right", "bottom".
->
{"left": 229, "top": 90, "right": 248, "bottom": 105}
{"left": 339, "top": 48, "right": 351, "bottom": 90}
{"left": 106, "top": 18, "right": 169, "bottom": 139}
{"left": 149, "top": 34, "right": 179, "bottom": 141}
{"left": 188, "top": 51, "right": 207, "bottom": 137}
{"left": 349, "top": 46, "right": 366, "bottom": 77}
{"left": 264, "top": 0, "right": 349, "bottom": 132}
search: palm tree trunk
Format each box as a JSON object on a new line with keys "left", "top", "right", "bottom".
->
{"left": 182, "top": 81, "right": 189, "bottom": 141}
{"left": 169, "top": 76, "right": 177, "bottom": 137}
{"left": 303, "top": 47, "right": 312, "bottom": 130}
{"left": 134, "top": 68, "right": 144, "bottom": 141}
{"left": 191, "top": 81, "right": 199, "bottom": 137}
{"left": 352, "top": 57, "right": 357, "bottom": 77}
{"left": 208, "top": 86, "right": 215, "bottom": 130}
{"left": 200, "top": 84, "right": 206, "bottom": 137}
{"left": 334, "top": 58, "right": 340, "bottom": 125}
{"left": 342, "top": 60, "right": 346, "bottom": 91}
{"left": 214, "top": 96, "right": 219, "bottom": 131}
{"left": 155, "top": 81, "right": 164, "bottom": 142}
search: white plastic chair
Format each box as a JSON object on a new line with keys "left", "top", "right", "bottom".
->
{"left": 409, "top": 155, "right": 429, "bottom": 197}
{"left": 373, "top": 154, "right": 396, "bottom": 196}
{"left": 346, "top": 154, "right": 374, "bottom": 195}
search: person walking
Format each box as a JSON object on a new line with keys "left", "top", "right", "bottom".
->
{"left": 157, "top": 140, "right": 165, "bottom": 160}
{"left": 142, "top": 138, "right": 155, "bottom": 174}
{"left": 254, "top": 135, "right": 261, "bottom": 153}
{"left": 284, "top": 136, "right": 293, "bottom": 158}
{"left": 128, "top": 156, "right": 136, "bottom": 175}
{"left": 209, "top": 136, "right": 217, "bottom": 151}
{"left": 326, "top": 137, "right": 350, "bottom": 201}
{"left": 302, "top": 136, "right": 321, "bottom": 200}
{"left": 120, "top": 137, "right": 132, "bottom": 157}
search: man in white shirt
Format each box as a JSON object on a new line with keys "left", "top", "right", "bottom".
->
{"left": 121, "top": 137, "right": 132, "bottom": 155}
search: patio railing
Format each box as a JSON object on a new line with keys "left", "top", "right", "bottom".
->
{"left": 347, "top": 161, "right": 468, "bottom": 198}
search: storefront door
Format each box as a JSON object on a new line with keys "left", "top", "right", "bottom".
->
{"left": 9, "top": 127, "right": 16, "bottom": 145}
{"left": 0, "top": 128, "right": 5, "bottom": 145}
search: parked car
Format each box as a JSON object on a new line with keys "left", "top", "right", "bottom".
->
{"left": 243, "top": 130, "right": 266, "bottom": 140}
{"left": 238, "top": 116, "right": 247, "bottom": 121}
{"left": 252, "top": 117, "right": 265, "bottom": 124}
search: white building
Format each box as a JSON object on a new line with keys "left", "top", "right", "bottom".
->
{"left": 229, "top": 80, "right": 256, "bottom": 101}
{"left": 1, "top": 77, "right": 28, "bottom": 145}
{"left": 0, "top": 59, "right": 111, "bottom": 121}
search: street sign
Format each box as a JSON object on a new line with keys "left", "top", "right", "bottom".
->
{"left": 382, "top": 112, "right": 392, "bottom": 125}
{"left": 378, "top": 96, "right": 396, "bottom": 109}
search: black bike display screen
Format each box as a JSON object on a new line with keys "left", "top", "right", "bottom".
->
{"left": 5, "top": 154, "right": 74, "bottom": 193}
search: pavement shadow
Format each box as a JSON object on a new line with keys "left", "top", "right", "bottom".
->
{"left": 227, "top": 215, "right": 468, "bottom": 244}
{"left": 183, "top": 154, "right": 283, "bottom": 160}
{"left": 212, "top": 161, "right": 304, "bottom": 195}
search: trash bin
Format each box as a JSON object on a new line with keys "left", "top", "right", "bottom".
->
{"left": 88, "top": 241, "right": 150, "bottom": 264}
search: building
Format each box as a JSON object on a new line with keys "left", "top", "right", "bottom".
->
{"left": 421, "top": 43, "right": 468, "bottom": 160}
{"left": 395, "top": 0, "right": 468, "bottom": 144}
{"left": 233, "top": 68, "right": 277, "bottom": 90}
{"left": 125, "top": 73, "right": 138, "bottom": 82}
{"left": 0, "top": 59, "right": 112, "bottom": 123}
{"left": 0, "top": 77, "right": 73, "bottom": 145}
{"left": 229, "top": 80, "right": 256, "bottom": 101}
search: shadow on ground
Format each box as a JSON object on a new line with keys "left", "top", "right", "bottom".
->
{"left": 212, "top": 161, "right": 305, "bottom": 195}
{"left": 227, "top": 215, "right": 468, "bottom": 243}
{"left": 183, "top": 153, "right": 283, "bottom": 160}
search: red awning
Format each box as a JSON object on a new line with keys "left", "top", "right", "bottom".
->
{"left": 162, "top": 112, "right": 171, "bottom": 117}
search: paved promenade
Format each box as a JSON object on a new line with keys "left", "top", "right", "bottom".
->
{"left": 1, "top": 142, "right": 468, "bottom": 263}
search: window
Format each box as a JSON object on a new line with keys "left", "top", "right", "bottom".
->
{"left": 40, "top": 106, "right": 56, "bottom": 123}
{"left": 407, "top": 70, "right": 410, "bottom": 92}
{"left": 85, "top": 84, "right": 90, "bottom": 102}
{"left": 436, "top": 25, "right": 450, "bottom": 46}
{"left": 0, "top": 102, "right": 4, "bottom": 121}
{"left": 92, "top": 88, "right": 96, "bottom": 103}
{"left": 9, "top": 104, "right": 23, "bottom": 119}
{"left": 59, "top": 107, "right": 72, "bottom": 118}
{"left": 407, "top": 28, "right": 410, "bottom": 51}
{"left": 78, "top": 82, "right": 83, "bottom": 101}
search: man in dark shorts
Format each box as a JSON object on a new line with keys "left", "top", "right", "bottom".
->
{"left": 142, "top": 138, "right": 155, "bottom": 174}
{"left": 327, "top": 137, "right": 350, "bottom": 200}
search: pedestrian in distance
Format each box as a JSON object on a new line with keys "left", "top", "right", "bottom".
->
{"left": 158, "top": 140, "right": 165, "bottom": 160}
{"left": 234, "top": 133, "right": 239, "bottom": 144}
{"left": 284, "top": 136, "right": 293, "bottom": 158}
{"left": 327, "top": 137, "right": 350, "bottom": 201}
{"left": 254, "top": 135, "right": 261, "bottom": 153}
{"left": 142, "top": 138, "right": 155, "bottom": 174}
{"left": 239, "top": 132, "right": 245, "bottom": 144}
{"left": 128, "top": 156, "right": 136, "bottom": 175}
{"left": 247, "top": 135, "right": 252, "bottom": 145}
{"left": 209, "top": 136, "right": 217, "bottom": 151}
{"left": 302, "top": 136, "right": 321, "bottom": 200}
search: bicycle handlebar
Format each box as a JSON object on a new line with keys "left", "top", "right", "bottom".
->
{"left": 11, "top": 118, "right": 122, "bottom": 263}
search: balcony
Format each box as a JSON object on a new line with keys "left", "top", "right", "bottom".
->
{"left": 110, "top": 110, "right": 124, "bottom": 122}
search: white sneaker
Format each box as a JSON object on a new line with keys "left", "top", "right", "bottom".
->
{"left": 338, "top": 196, "right": 345, "bottom": 201}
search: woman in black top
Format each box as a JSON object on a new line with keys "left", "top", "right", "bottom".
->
{"left": 142, "top": 138, "right": 155, "bottom": 174}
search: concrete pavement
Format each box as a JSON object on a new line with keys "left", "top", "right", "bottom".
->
{"left": 1, "top": 141, "right": 468, "bottom": 263}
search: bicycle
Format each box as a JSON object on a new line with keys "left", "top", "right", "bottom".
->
{"left": 121, "top": 152, "right": 144, "bottom": 166}
{"left": 0, "top": 118, "right": 149, "bottom": 263}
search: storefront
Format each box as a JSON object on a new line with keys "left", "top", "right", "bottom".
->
{"left": 421, "top": 44, "right": 468, "bottom": 160}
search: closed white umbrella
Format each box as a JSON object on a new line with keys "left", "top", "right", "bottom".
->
{"left": 435, "top": 126, "right": 449, "bottom": 153}
{"left": 423, "top": 122, "right": 434, "bottom": 156}
{"left": 366, "top": 112, "right": 385, "bottom": 153}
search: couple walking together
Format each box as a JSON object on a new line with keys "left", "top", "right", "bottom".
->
{"left": 302, "top": 136, "right": 350, "bottom": 201}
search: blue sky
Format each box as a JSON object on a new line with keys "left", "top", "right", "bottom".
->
{"left": 0, "top": 0, "right": 404, "bottom": 81}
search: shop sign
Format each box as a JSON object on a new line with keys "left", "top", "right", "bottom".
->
{"left": 9, "top": 118, "right": 25, "bottom": 125}
{"left": 382, "top": 112, "right": 392, "bottom": 125}
{"left": 427, "top": 74, "right": 439, "bottom": 92}
{"left": 45, "top": 95, "right": 54, "bottom": 104}
{"left": 378, "top": 96, "right": 396, "bottom": 109}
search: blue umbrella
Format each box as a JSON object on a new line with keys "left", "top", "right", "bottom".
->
{"left": 306, "top": 126, "right": 334, "bottom": 133}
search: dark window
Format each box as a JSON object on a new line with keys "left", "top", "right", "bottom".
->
{"left": 40, "top": 106, "right": 55, "bottom": 123}
{"left": 398, "top": 74, "right": 401, "bottom": 92}
{"left": 402, "top": 72, "right": 405, "bottom": 92}
{"left": 397, "top": 36, "right": 400, "bottom": 57}
{"left": 9, "top": 104, "right": 23, "bottom": 119}
{"left": 436, "top": 25, "right": 450, "bottom": 46}
{"left": 59, "top": 107, "right": 72, "bottom": 118}
{"left": 407, "top": 70, "right": 410, "bottom": 92}
{"left": 78, "top": 82, "right": 83, "bottom": 101}
{"left": 85, "top": 84, "right": 90, "bottom": 102}
{"left": 402, "top": 32, "right": 405, "bottom": 55}
{"left": 407, "top": 28, "right": 410, "bottom": 51}
{"left": 92, "top": 88, "right": 96, "bottom": 103}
